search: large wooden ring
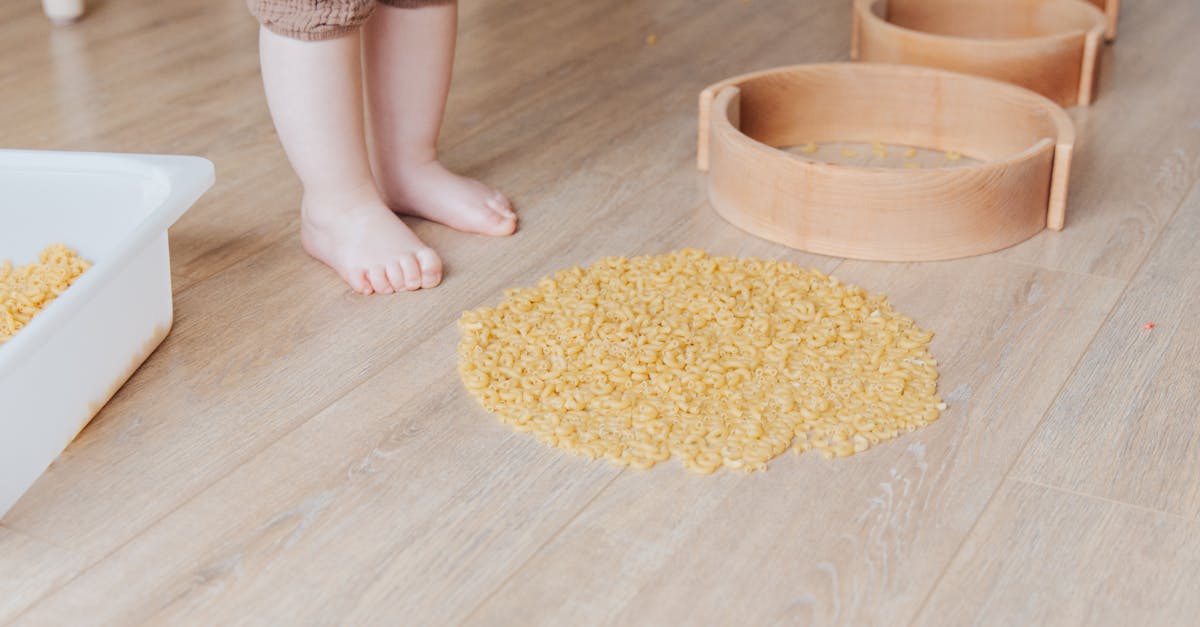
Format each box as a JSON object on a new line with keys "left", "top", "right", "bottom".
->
{"left": 851, "top": 0, "right": 1108, "bottom": 106}
{"left": 697, "top": 63, "right": 1074, "bottom": 262}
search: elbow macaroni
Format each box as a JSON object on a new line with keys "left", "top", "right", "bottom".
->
{"left": 457, "top": 249, "right": 944, "bottom": 475}
{"left": 1, "top": 244, "right": 90, "bottom": 343}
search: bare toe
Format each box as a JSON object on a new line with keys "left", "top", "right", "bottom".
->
{"left": 398, "top": 255, "right": 422, "bottom": 291}
{"left": 354, "top": 269, "right": 373, "bottom": 295}
{"left": 416, "top": 248, "right": 443, "bottom": 289}
{"left": 493, "top": 212, "right": 517, "bottom": 236}
{"left": 472, "top": 208, "right": 515, "bottom": 236}
{"left": 368, "top": 266, "right": 393, "bottom": 294}
{"left": 487, "top": 192, "right": 514, "bottom": 217}
{"left": 301, "top": 195, "right": 443, "bottom": 295}
{"left": 385, "top": 262, "right": 406, "bottom": 292}
{"left": 382, "top": 161, "right": 517, "bottom": 237}
{"left": 339, "top": 269, "right": 366, "bottom": 294}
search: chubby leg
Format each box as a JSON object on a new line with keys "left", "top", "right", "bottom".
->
{"left": 258, "top": 26, "right": 442, "bottom": 293}
{"left": 363, "top": 1, "right": 517, "bottom": 236}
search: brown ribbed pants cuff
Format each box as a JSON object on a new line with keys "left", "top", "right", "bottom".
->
{"left": 248, "top": 0, "right": 454, "bottom": 42}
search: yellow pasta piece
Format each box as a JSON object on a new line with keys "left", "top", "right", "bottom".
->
{"left": 840, "top": 148, "right": 858, "bottom": 158}
{"left": 801, "top": 142, "right": 819, "bottom": 154}
{"left": 945, "top": 150, "right": 962, "bottom": 161}
{"left": 1, "top": 244, "right": 90, "bottom": 343}
{"left": 903, "top": 147, "right": 918, "bottom": 158}
{"left": 457, "top": 250, "right": 944, "bottom": 475}
{"left": 871, "top": 141, "right": 887, "bottom": 158}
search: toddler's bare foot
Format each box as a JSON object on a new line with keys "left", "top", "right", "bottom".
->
{"left": 381, "top": 160, "right": 516, "bottom": 236}
{"left": 300, "top": 185, "right": 443, "bottom": 295}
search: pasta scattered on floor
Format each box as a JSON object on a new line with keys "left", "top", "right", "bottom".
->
{"left": 1, "top": 244, "right": 90, "bottom": 343}
{"left": 788, "top": 141, "right": 978, "bottom": 169}
{"left": 457, "top": 249, "right": 943, "bottom": 474}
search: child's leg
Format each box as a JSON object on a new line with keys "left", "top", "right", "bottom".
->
{"left": 258, "top": 25, "right": 442, "bottom": 294}
{"left": 363, "top": 1, "right": 517, "bottom": 236}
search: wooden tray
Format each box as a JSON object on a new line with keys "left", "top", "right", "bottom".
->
{"left": 851, "top": 0, "right": 1108, "bottom": 106}
{"left": 697, "top": 63, "right": 1075, "bottom": 262}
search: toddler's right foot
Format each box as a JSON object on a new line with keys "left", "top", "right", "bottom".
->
{"left": 300, "top": 188, "right": 443, "bottom": 295}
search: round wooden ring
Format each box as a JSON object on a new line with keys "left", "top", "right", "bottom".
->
{"left": 696, "top": 63, "right": 1075, "bottom": 262}
{"left": 851, "top": 0, "right": 1108, "bottom": 106}
{"left": 1086, "top": 0, "right": 1120, "bottom": 40}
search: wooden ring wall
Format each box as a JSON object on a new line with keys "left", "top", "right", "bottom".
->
{"left": 1087, "top": 0, "right": 1120, "bottom": 40}
{"left": 697, "top": 63, "right": 1074, "bottom": 262}
{"left": 851, "top": 0, "right": 1108, "bottom": 106}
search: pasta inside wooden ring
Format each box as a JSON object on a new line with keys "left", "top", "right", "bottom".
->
{"left": 697, "top": 63, "right": 1074, "bottom": 261}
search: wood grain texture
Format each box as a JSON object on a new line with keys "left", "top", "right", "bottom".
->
{"left": 2, "top": 0, "right": 823, "bottom": 557}
{"left": 2, "top": 0, "right": 848, "bottom": 618}
{"left": 853, "top": 0, "right": 1107, "bottom": 106}
{"left": 11, "top": 164, "right": 844, "bottom": 627}
{"left": 913, "top": 480, "right": 1200, "bottom": 626}
{"left": 1, "top": 0, "right": 1198, "bottom": 624}
{"left": 467, "top": 258, "right": 1124, "bottom": 626}
{"left": 0, "top": 526, "right": 87, "bottom": 623}
{"left": 995, "top": 0, "right": 1200, "bottom": 278}
{"left": 1011, "top": 178, "right": 1200, "bottom": 520}
{"left": 12, "top": 335, "right": 623, "bottom": 626}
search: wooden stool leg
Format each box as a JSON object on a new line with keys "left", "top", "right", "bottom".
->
{"left": 42, "top": 0, "right": 85, "bottom": 24}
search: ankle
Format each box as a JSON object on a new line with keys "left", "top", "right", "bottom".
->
{"left": 301, "top": 181, "right": 383, "bottom": 216}
{"left": 377, "top": 147, "right": 440, "bottom": 174}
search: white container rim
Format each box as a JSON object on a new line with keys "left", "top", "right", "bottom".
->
{"left": 0, "top": 150, "right": 215, "bottom": 374}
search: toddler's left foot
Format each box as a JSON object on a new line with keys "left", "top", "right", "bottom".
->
{"left": 381, "top": 160, "right": 517, "bottom": 236}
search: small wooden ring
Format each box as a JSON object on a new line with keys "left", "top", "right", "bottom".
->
{"left": 697, "top": 63, "right": 1075, "bottom": 261}
{"left": 1087, "top": 0, "right": 1120, "bottom": 40}
{"left": 851, "top": 0, "right": 1108, "bottom": 106}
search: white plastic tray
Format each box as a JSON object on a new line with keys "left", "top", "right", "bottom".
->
{"left": 0, "top": 149, "right": 214, "bottom": 517}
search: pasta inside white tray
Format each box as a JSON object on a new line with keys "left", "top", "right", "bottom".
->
{"left": 0, "top": 149, "right": 213, "bottom": 518}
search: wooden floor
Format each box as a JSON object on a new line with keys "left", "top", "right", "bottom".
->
{"left": 2, "top": 0, "right": 1199, "bottom": 624}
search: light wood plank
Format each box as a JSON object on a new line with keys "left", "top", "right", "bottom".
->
{"left": 0, "top": 0, "right": 285, "bottom": 291}
{"left": 465, "top": 258, "right": 1124, "bottom": 626}
{"left": 913, "top": 480, "right": 1200, "bottom": 626}
{"left": 2, "top": 0, "right": 838, "bottom": 556}
{"left": 4, "top": 3, "right": 848, "bottom": 618}
{"left": 1011, "top": 178, "right": 1200, "bottom": 519}
{"left": 3, "top": 0, "right": 1199, "bottom": 622}
{"left": 11, "top": 177, "right": 842, "bottom": 627}
{"left": 0, "top": 526, "right": 87, "bottom": 623}
{"left": 13, "top": 362, "right": 619, "bottom": 625}
{"left": 994, "top": 0, "right": 1200, "bottom": 279}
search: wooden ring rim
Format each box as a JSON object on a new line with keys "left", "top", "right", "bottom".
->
{"left": 697, "top": 63, "right": 1076, "bottom": 262}
{"left": 852, "top": 0, "right": 1108, "bottom": 106}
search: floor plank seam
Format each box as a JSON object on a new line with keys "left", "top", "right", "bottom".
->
{"left": 8, "top": 368, "right": 387, "bottom": 622}
{"left": 9, "top": 0, "right": 1200, "bottom": 620}
{"left": 902, "top": 331, "right": 1104, "bottom": 626}
{"left": 904, "top": 174, "right": 1200, "bottom": 626}
{"left": 0, "top": 522, "right": 77, "bottom": 555}
{"left": 1001, "top": 255, "right": 1132, "bottom": 282}
{"left": 1015, "top": 478, "right": 1199, "bottom": 524}
{"left": 11, "top": 154, "right": 686, "bottom": 618}
{"left": 456, "top": 469, "right": 626, "bottom": 626}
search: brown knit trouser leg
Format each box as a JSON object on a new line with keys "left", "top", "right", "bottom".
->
{"left": 248, "top": 0, "right": 455, "bottom": 42}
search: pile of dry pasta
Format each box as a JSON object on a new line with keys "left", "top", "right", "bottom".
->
{"left": 457, "top": 249, "right": 944, "bottom": 474}
{"left": 1, "top": 244, "right": 91, "bottom": 343}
